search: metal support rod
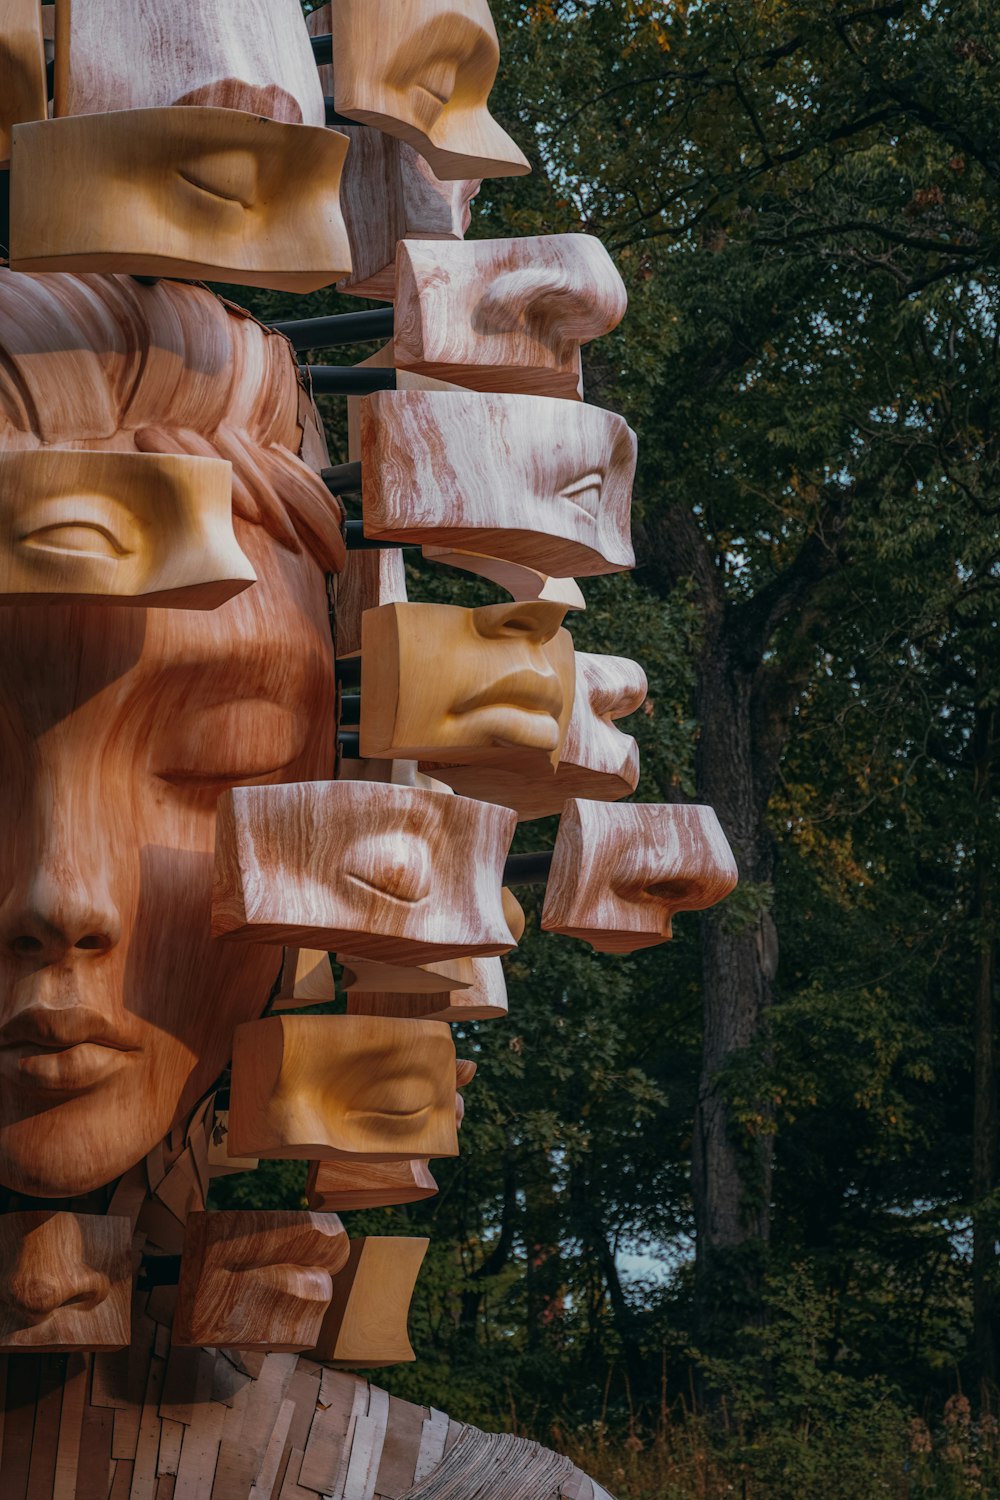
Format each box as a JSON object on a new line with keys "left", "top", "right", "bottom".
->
{"left": 344, "top": 520, "right": 409, "bottom": 551}
{"left": 503, "top": 851, "right": 554, "bottom": 886}
{"left": 303, "top": 366, "right": 397, "bottom": 396}
{"left": 322, "top": 461, "right": 363, "bottom": 495}
{"left": 338, "top": 732, "right": 362, "bottom": 758}
{"left": 272, "top": 308, "right": 394, "bottom": 351}
{"left": 336, "top": 657, "right": 362, "bottom": 689}
{"left": 339, "top": 694, "right": 361, "bottom": 720}
{"left": 311, "top": 32, "right": 333, "bottom": 65}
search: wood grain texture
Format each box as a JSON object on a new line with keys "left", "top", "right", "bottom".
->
{"left": 174, "top": 1212, "right": 349, "bottom": 1352}
{"left": 330, "top": 0, "right": 528, "bottom": 180}
{"left": 212, "top": 781, "right": 518, "bottom": 964}
{"left": 338, "top": 957, "right": 477, "bottom": 996}
{"left": 426, "top": 652, "right": 647, "bottom": 821}
{"left": 0, "top": 1214, "right": 130, "bottom": 1352}
{"left": 361, "top": 390, "right": 636, "bottom": 577}
{"left": 542, "top": 800, "right": 739, "bottom": 953}
{"left": 310, "top": 1239, "right": 429, "bottom": 1368}
{"left": 346, "top": 956, "right": 507, "bottom": 1022}
{"left": 10, "top": 110, "right": 352, "bottom": 293}
{"left": 206, "top": 1111, "right": 260, "bottom": 1181}
{"left": 359, "top": 601, "right": 576, "bottom": 766}
{"left": 0, "top": 272, "right": 338, "bottom": 1199}
{"left": 55, "top": 0, "right": 325, "bottom": 126}
{"left": 227, "top": 1015, "right": 460, "bottom": 1163}
{"left": 0, "top": 0, "right": 46, "bottom": 165}
{"left": 0, "top": 451, "right": 255, "bottom": 608}
{"left": 394, "top": 236, "right": 627, "bottom": 398}
{"left": 420, "top": 547, "right": 586, "bottom": 611}
{"left": 277, "top": 950, "right": 336, "bottom": 1006}
{"left": 306, "top": 1158, "right": 439, "bottom": 1212}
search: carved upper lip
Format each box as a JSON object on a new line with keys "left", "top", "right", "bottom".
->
{"left": 454, "top": 669, "right": 564, "bottom": 719}
{"left": 0, "top": 1007, "right": 140, "bottom": 1053}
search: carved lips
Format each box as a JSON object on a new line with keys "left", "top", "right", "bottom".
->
{"left": 0, "top": 1006, "right": 141, "bottom": 1096}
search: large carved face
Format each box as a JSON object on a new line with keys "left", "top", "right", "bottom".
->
{"left": 0, "top": 519, "right": 335, "bottom": 1196}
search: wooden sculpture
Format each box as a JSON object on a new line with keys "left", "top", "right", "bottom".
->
{"left": 428, "top": 651, "right": 648, "bottom": 820}
{"left": 10, "top": 110, "right": 353, "bottom": 291}
{"left": 212, "top": 780, "right": 518, "bottom": 963}
{"left": 308, "top": 1156, "right": 440, "bottom": 1212}
{"left": 310, "top": 1237, "right": 429, "bottom": 1367}
{"left": 0, "top": 1213, "right": 130, "bottom": 1352}
{"left": 227, "top": 1015, "right": 460, "bottom": 1162}
{"left": 359, "top": 600, "right": 577, "bottom": 764}
{"left": 339, "top": 954, "right": 479, "bottom": 994}
{"left": 54, "top": 0, "right": 326, "bottom": 125}
{"left": 0, "top": 0, "right": 46, "bottom": 166}
{"left": 0, "top": 450, "right": 256, "bottom": 607}
{"left": 420, "top": 545, "right": 587, "bottom": 610}
{"left": 394, "top": 235, "right": 628, "bottom": 397}
{"left": 329, "top": 0, "right": 529, "bottom": 180}
{"left": 542, "top": 800, "right": 740, "bottom": 953}
{"left": 360, "top": 389, "right": 637, "bottom": 576}
{"left": 274, "top": 948, "right": 337, "bottom": 1009}
{"left": 347, "top": 955, "right": 508, "bottom": 1022}
{"left": 174, "top": 1212, "right": 350, "bottom": 1351}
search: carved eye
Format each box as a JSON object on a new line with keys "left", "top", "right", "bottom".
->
{"left": 559, "top": 472, "right": 604, "bottom": 519}
{"left": 342, "top": 837, "right": 432, "bottom": 905}
{"left": 20, "top": 522, "right": 131, "bottom": 560}
{"left": 156, "top": 701, "right": 307, "bottom": 788}
{"left": 177, "top": 150, "right": 258, "bottom": 209}
{"left": 17, "top": 498, "right": 140, "bottom": 561}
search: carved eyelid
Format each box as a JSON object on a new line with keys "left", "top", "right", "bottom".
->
{"left": 16, "top": 494, "right": 141, "bottom": 557}
{"left": 558, "top": 472, "right": 604, "bottom": 515}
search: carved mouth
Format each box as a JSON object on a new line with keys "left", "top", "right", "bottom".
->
{"left": 0, "top": 1009, "right": 140, "bottom": 1094}
{"left": 454, "top": 669, "right": 564, "bottom": 720}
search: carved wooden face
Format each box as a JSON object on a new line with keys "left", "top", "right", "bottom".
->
{"left": 360, "top": 601, "right": 577, "bottom": 763}
{"left": 0, "top": 451, "right": 255, "bottom": 607}
{"left": 0, "top": 521, "right": 335, "bottom": 1196}
{"left": 0, "top": 1211, "right": 131, "bottom": 1350}
{"left": 361, "top": 389, "right": 636, "bottom": 577}
{"left": 175, "top": 1211, "right": 349, "bottom": 1351}
{"left": 542, "top": 800, "right": 739, "bottom": 953}
{"left": 331, "top": 0, "right": 529, "bottom": 180}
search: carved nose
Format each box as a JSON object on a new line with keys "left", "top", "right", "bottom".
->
{"left": 0, "top": 871, "right": 121, "bottom": 964}
{"left": 473, "top": 600, "right": 568, "bottom": 645}
{"left": 4, "top": 1265, "right": 110, "bottom": 1325}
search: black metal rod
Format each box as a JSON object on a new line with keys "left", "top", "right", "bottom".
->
{"left": 336, "top": 657, "right": 362, "bottom": 688}
{"left": 304, "top": 366, "right": 397, "bottom": 396}
{"left": 273, "top": 308, "right": 394, "bottom": 352}
{"left": 325, "top": 98, "right": 362, "bottom": 129}
{"left": 344, "top": 520, "right": 409, "bottom": 551}
{"left": 339, "top": 694, "right": 361, "bottom": 720}
{"left": 503, "top": 851, "right": 554, "bottom": 886}
{"left": 338, "top": 732, "right": 361, "bottom": 758}
{"left": 140, "top": 1254, "right": 181, "bottom": 1288}
{"left": 311, "top": 32, "right": 333, "bottom": 65}
{"left": 322, "top": 461, "right": 363, "bottom": 496}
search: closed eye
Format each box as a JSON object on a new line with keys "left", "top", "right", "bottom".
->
{"left": 19, "top": 522, "right": 132, "bottom": 560}
{"left": 560, "top": 472, "right": 603, "bottom": 518}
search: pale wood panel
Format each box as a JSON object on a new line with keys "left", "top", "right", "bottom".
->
{"left": 425, "top": 652, "right": 647, "bottom": 821}
{"left": 0, "top": 0, "right": 47, "bottom": 165}
{"left": 542, "top": 800, "right": 739, "bottom": 953}
{"left": 394, "top": 236, "right": 627, "bottom": 397}
{"left": 174, "top": 1212, "right": 349, "bottom": 1352}
{"left": 276, "top": 949, "right": 336, "bottom": 1007}
{"left": 55, "top": 0, "right": 325, "bottom": 125}
{"left": 0, "top": 451, "right": 254, "bottom": 608}
{"left": 227, "top": 1015, "right": 459, "bottom": 1163}
{"left": 212, "top": 781, "right": 517, "bottom": 964}
{"left": 361, "top": 390, "right": 636, "bottom": 577}
{"left": 306, "top": 1159, "right": 438, "bottom": 1212}
{"left": 346, "top": 956, "right": 507, "bottom": 1022}
{"left": 10, "top": 110, "right": 352, "bottom": 293}
{"left": 420, "top": 547, "right": 586, "bottom": 611}
{"left": 0, "top": 1213, "right": 130, "bottom": 1352}
{"left": 359, "top": 601, "right": 576, "bottom": 767}
{"left": 338, "top": 956, "right": 477, "bottom": 996}
{"left": 330, "top": 0, "right": 528, "bottom": 180}
{"left": 310, "top": 1239, "right": 428, "bottom": 1367}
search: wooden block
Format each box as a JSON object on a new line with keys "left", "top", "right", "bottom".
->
{"left": 330, "top": 0, "right": 528, "bottom": 180}
{"left": 276, "top": 949, "right": 336, "bottom": 1006}
{"left": 173, "top": 1213, "right": 349, "bottom": 1353}
{"left": 227, "top": 1016, "right": 459, "bottom": 1164}
{"left": 394, "top": 236, "right": 627, "bottom": 398}
{"left": 503, "top": 887, "right": 526, "bottom": 945}
{"left": 0, "top": 451, "right": 254, "bottom": 608}
{"left": 0, "top": 0, "right": 47, "bottom": 165}
{"left": 360, "top": 390, "right": 636, "bottom": 577}
{"left": 0, "top": 1214, "right": 130, "bottom": 1352}
{"left": 206, "top": 1112, "right": 260, "bottom": 1180}
{"left": 130, "top": 1355, "right": 167, "bottom": 1500}
{"left": 542, "top": 800, "right": 739, "bottom": 952}
{"left": 55, "top": 0, "right": 325, "bottom": 126}
{"left": 52, "top": 1354, "right": 88, "bottom": 1500}
{"left": 212, "top": 781, "right": 517, "bottom": 965}
{"left": 373, "top": 1394, "right": 427, "bottom": 1495}
{"left": 421, "top": 547, "right": 587, "bottom": 611}
{"left": 311, "top": 1239, "right": 428, "bottom": 1368}
{"left": 428, "top": 651, "right": 647, "bottom": 820}
{"left": 75, "top": 1401, "right": 114, "bottom": 1500}
{"left": 359, "top": 601, "right": 576, "bottom": 766}
{"left": 338, "top": 956, "right": 476, "bottom": 995}
{"left": 346, "top": 955, "right": 507, "bottom": 1023}
{"left": 306, "top": 1159, "right": 438, "bottom": 1213}
{"left": 10, "top": 109, "right": 352, "bottom": 293}
{"left": 247, "top": 1396, "right": 294, "bottom": 1498}
{"left": 172, "top": 1396, "right": 226, "bottom": 1498}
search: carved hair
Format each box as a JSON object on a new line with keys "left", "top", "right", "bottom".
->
{"left": 0, "top": 268, "right": 343, "bottom": 569}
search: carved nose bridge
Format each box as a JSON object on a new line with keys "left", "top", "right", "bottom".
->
{"left": 474, "top": 599, "right": 568, "bottom": 646}
{"left": 0, "top": 766, "right": 122, "bottom": 963}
